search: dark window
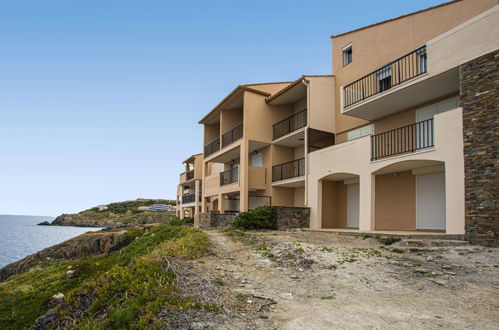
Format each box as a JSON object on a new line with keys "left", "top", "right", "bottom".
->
{"left": 343, "top": 44, "right": 352, "bottom": 65}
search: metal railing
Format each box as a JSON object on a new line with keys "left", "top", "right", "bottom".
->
{"left": 182, "top": 193, "right": 195, "bottom": 204}
{"left": 220, "top": 166, "right": 239, "bottom": 186}
{"left": 371, "top": 118, "right": 434, "bottom": 161}
{"left": 272, "top": 158, "right": 305, "bottom": 182}
{"left": 273, "top": 109, "right": 307, "bottom": 140}
{"left": 204, "top": 137, "right": 220, "bottom": 157}
{"left": 222, "top": 122, "right": 243, "bottom": 148}
{"left": 186, "top": 170, "right": 194, "bottom": 180}
{"left": 344, "top": 46, "right": 427, "bottom": 108}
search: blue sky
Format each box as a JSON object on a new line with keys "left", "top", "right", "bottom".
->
{"left": 0, "top": 0, "right": 446, "bottom": 216}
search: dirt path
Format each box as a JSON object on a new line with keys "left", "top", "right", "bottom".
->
{"left": 194, "top": 229, "right": 499, "bottom": 329}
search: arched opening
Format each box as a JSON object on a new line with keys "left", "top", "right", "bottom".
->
{"left": 321, "top": 173, "right": 360, "bottom": 229}
{"left": 373, "top": 160, "right": 446, "bottom": 231}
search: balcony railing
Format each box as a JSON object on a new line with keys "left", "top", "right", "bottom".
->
{"left": 272, "top": 158, "right": 305, "bottom": 182}
{"left": 204, "top": 137, "right": 220, "bottom": 157}
{"left": 186, "top": 170, "right": 194, "bottom": 180}
{"left": 273, "top": 109, "right": 307, "bottom": 140}
{"left": 222, "top": 122, "right": 243, "bottom": 148}
{"left": 371, "top": 118, "right": 434, "bottom": 161}
{"left": 220, "top": 166, "right": 239, "bottom": 186}
{"left": 344, "top": 46, "right": 427, "bottom": 108}
{"left": 182, "top": 193, "right": 195, "bottom": 204}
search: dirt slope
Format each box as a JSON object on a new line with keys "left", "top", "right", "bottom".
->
{"left": 193, "top": 230, "right": 499, "bottom": 329}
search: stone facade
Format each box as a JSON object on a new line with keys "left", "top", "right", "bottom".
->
{"left": 197, "top": 206, "right": 310, "bottom": 230}
{"left": 198, "top": 213, "right": 237, "bottom": 229}
{"left": 460, "top": 50, "right": 499, "bottom": 247}
{"left": 274, "top": 207, "right": 310, "bottom": 230}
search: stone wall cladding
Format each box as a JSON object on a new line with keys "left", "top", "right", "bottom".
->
{"left": 198, "top": 213, "right": 237, "bottom": 229}
{"left": 197, "top": 207, "right": 310, "bottom": 230}
{"left": 460, "top": 50, "right": 499, "bottom": 247}
{"left": 274, "top": 207, "right": 310, "bottom": 230}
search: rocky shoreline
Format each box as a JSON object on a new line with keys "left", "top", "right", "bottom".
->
{"left": 0, "top": 229, "right": 133, "bottom": 282}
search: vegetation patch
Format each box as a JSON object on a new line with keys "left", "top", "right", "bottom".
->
{"left": 0, "top": 223, "right": 210, "bottom": 329}
{"left": 376, "top": 236, "right": 402, "bottom": 246}
{"left": 231, "top": 206, "right": 277, "bottom": 230}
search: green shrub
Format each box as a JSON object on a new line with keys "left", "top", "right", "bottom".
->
{"left": 232, "top": 206, "right": 277, "bottom": 230}
{"left": 170, "top": 217, "right": 194, "bottom": 226}
{"left": 376, "top": 235, "right": 401, "bottom": 246}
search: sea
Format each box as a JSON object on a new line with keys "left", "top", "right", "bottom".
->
{"left": 0, "top": 215, "right": 102, "bottom": 268}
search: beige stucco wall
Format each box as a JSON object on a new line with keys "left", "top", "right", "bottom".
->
{"left": 204, "top": 123, "right": 220, "bottom": 145}
{"left": 307, "top": 77, "right": 335, "bottom": 133}
{"left": 271, "top": 187, "right": 294, "bottom": 207}
{"left": 221, "top": 108, "right": 243, "bottom": 133}
{"left": 294, "top": 186, "right": 306, "bottom": 207}
{"left": 332, "top": 0, "right": 497, "bottom": 135}
{"left": 427, "top": 5, "right": 499, "bottom": 77}
{"left": 375, "top": 171, "right": 416, "bottom": 230}
{"left": 308, "top": 107, "right": 465, "bottom": 234}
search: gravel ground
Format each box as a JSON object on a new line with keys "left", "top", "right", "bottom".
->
{"left": 191, "top": 229, "right": 499, "bottom": 330}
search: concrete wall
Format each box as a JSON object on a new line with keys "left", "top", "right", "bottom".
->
{"left": 375, "top": 171, "right": 416, "bottom": 230}
{"left": 461, "top": 50, "right": 499, "bottom": 246}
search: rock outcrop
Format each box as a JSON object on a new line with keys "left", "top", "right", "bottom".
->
{"left": 0, "top": 229, "right": 134, "bottom": 282}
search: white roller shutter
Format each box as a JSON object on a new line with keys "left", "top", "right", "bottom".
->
{"left": 416, "top": 172, "right": 446, "bottom": 230}
{"left": 347, "top": 183, "right": 360, "bottom": 228}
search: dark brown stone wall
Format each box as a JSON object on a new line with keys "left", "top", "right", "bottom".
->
{"left": 197, "top": 206, "right": 310, "bottom": 230}
{"left": 460, "top": 50, "right": 499, "bottom": 246}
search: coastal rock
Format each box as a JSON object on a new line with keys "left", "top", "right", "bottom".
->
{"left": 37, "top": 221, "right": 51, "bottom": 226}
{"left": 0, "top": 229, "right": 136, "bottom": 282}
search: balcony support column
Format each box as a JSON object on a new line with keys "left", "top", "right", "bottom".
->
{"left": 194, "top": 179, "right": 200, "bottom": 216}
{"left": 359, "top": 172, "right": 375, "bottom": 231}
{"left": 217, "top": 193, "right": 225, "bottom": 214}
{"left": 239, "top": 139, "right": 249, "bottom": 212}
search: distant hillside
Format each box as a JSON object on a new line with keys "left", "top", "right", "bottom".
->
{"left": 82, "top": 199, "right": 176, "bottom": 214}
{"left": 41, "top": 199, "right": 177, "bottom": 228}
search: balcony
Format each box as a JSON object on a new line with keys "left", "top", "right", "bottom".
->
{"left": 182, "top": 193, "right": 195, "bottom": 204}
{"left": 272, "top": 158, "right": 305, "bottom": 182}
{"left": 222, "top": 122, "right": 243, "bottom": 148}
{"left": 204, "top": 137, "right": 220, "bottom": 157}
{"left": 273, "top": 110, "right": 307, "bottom": 140}
{"left": 220, "top": 166, "right": 239, "bottom": 186}
{"left": 186, "top": 170, "right": 194, "bottom": 181}
{"left": 344, "top": 46, "right": 427, "bottom": 109}
{"left": 371, "top": 119, "right": 434, "bottom": 161}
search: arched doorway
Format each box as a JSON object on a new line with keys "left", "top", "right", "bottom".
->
{"left": 321, "top": 173, "right": 360, "bottom": 229}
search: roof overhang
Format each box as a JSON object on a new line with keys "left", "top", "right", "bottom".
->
{"left": 182, "top": 153, "right": 202, "bottom": 164}
{"left": 199, "top": 85, "right": 271, "bottom": 125}
{"left": 266, "top": 78, "right": 307, "bottom": 105}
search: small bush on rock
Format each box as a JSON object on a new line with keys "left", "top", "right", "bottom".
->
{"left": 232, "top": 206, "right": 277, "bottom": 230}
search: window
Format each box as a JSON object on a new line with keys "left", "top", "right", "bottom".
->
{"left": 377, "top": 65, "right": 392, "bottom": 92}
{"left": 343, "top": 43, "right": 352, "bottom": 65}
{"left": 347, "top": 124, "right": 374, "bottom": 141}
{"left": 251, "top": 152, "right": 263, "bottom": 167}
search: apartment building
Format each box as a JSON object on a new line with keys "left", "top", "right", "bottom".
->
{"left": 176, "top": 153, "right": 203, "bottom": 219}
{"left": 177, "top": 0, "right": 497, "bottom": 244}
{"left": 308, "top": 0, "right": 498, "bottom": 239}
{"left": 198, "top": 77, "right": 336, "bottom": 216}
